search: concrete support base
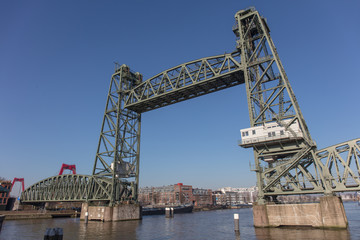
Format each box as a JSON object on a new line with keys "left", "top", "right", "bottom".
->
{"left": 80, "top": 203, "right": 142, "bottom": 222}
{"left": 253, "top": 196, "right": 348, "bottom": 228}
{"left": 0, "top": 215, "right": 5, "bottom": 232}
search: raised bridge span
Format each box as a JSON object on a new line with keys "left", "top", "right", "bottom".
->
{"left": 21, "top": 8, "right": 360, "bottom": 208}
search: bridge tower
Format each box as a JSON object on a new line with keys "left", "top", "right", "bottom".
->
{"left": 235, "top": 8, "right": 347, "bottom": 228}
{"left": 234, "top": 8, "right": 332, "bottom": 202}
{"left": 92, "top": 64, "right": 142, "bottom": 205}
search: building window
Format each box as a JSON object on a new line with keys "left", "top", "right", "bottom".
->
{"left": 268, "top": 132, "right": 271, "bottom": 137}
{"left": 252, "top": 130, "right": 256, "bottom": 135}
{"left": 272, "top": 132, "right": 276, "bottom": 136}
{"left": 280, "top": 130, "right": 284, "bottom": 135}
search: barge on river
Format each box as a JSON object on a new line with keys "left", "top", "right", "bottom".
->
{"left": 142, "top": 205, "right": 193, "bottom": 216}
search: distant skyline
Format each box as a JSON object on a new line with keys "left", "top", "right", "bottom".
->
{"left": 1, "top": 1, "right": 360, "bottom": 195}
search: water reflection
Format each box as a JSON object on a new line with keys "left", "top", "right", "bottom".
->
{"left": 255, "top": 227, "right": 350, "bottom": 240}
{"left": 78, "top": 220, "right": 140, "bottom": 240}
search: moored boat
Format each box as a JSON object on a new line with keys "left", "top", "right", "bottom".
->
{"left": 142, "top": 205, "right": 193, "bottom": 216}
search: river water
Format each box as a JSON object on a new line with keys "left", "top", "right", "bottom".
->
{"left": 1, "top": 202, "right": 360, "bottom": 240}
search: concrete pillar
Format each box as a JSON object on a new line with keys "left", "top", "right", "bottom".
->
{"left": 0, "top": 215, "right": 5, "bottom": 232}
{"left": 253, "top": 204, "right": 269, "bottom": 227}
{"left": 320, "top": 196, "right": 348, "bottom": 228}
{"left": 165, "top": 208, "right": 170, "bottom": 218}
{"left": 165, "top": 208, "right": 174, "bottom": 218}
{"left": 80, "top": 202, "right": 89, "bottom": 220}
{"left": 111, "top": 203, "right": 142, "bottom": 221}
{"left": 80, "top": 203, "right": 141, "bottom": 222}
{"left": 234, "top": 213, "right": 240, "bottom": 233}
{"left": 252, "top": 196, "right": 348, "bottom": 229}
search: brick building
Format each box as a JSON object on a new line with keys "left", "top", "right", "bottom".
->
{"left": 0, "top": 181, "right": 11, "bottom": 210}
{"left": 174, "top": 183, "right": 193, "bottom": 205}
{"left": 192, "top": 188, "right": 213, "bottom": 206}
{"left": 139, "top": 183, "right": 213, "bottom": 206}
{"left": 139, "top": 184, "right": 257, "bottom": 206}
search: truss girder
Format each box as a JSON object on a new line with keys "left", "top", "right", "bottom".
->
{"left": 21, "top": 175, "right": 106, "bottom": 202}
{"left": 316, "top": 139, "right": 360, "bottom": 192}
{"left": 124, "top": 52, "right": 244, "bottom": 113}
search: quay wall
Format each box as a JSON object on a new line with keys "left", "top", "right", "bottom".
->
{"left": 0, "top": 210, "right": 77, "bottom": 220}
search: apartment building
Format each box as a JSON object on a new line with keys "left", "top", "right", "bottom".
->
{"left": 0, "top": 180, "right": 11, "bottom": 210}
{"left": 139, "top": 183, "right": 213, "bottom": 206}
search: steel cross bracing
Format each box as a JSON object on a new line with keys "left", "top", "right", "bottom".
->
{"left": 21, "top": 7, "right": 360, "bottom": 205}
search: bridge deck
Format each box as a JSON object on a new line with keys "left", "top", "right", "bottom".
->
{"left": 126, "top": 71, "right": 244, "bottom": 113}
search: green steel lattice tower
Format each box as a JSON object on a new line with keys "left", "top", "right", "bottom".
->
{"left": 92, "top": 64, "right": 142, "bottom": 205}
{"left": 234, "top": 8, "right": 332, "bottom": 203}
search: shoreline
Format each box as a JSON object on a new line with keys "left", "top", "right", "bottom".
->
{"left": 0, "top": 210, "right": 78, "bottom": 220}
{"left": 193, "top": 205, "right": 252, "bottom": 212}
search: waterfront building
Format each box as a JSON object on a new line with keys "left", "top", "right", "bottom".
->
{"left": 0, "top": 180, "right": 11, "bottom": 210}
{"left": 139, "top": 183, "right": 213, "bottom": 206}
{"left": 139, "top": 184, "right": 260, "bottom": 206}
{"left": 174, "top": 183, "right": 193, "bottom": 205}
{"left": 212, "top": 190, "right": 227, "bottom": 206}
{"left": 192, "top": 188, "right": 213, "bottom": 206}
{"left": 225, "top": 191, "right": 243, "bottom": 205}
{"left": 219, "top": 186, "right": 258, "bottom": 204}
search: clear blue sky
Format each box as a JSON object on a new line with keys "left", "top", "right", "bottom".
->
{"left": 1, "top": 1, "right": 360, "bottom": 195}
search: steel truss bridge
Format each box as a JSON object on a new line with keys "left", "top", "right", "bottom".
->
{"left": 21, "top": 8, "right": 360, "bottom": 205}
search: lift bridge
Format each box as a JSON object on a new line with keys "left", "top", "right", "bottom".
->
{"left": 21, "top": 7, "right": 360, "bottom": 206}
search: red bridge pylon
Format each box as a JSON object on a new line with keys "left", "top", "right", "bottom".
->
{"left": 11, "top": 178, "right": 25, "bottom": 193}
{"left": 59, "top": 164, "right": 76, "bottom": 175}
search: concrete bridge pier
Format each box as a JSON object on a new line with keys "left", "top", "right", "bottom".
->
{"left": 80, "top": 203, "right": 142, "bottom": 222}
{"left": 253, "top": 196, "right": 348, "bottom": 228}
